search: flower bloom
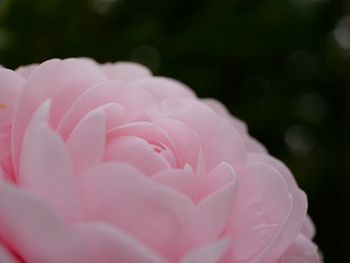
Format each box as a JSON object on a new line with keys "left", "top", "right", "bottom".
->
{"left": 0, "top": 58, "right": 321, "bottom": 263}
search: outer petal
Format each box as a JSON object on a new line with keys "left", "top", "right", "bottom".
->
{"left": 66, "top": 108, "right": 106, "bottom": 173}
{"left": 101, "top": 62, "right": 152, "bottom": 81}
{"left": 15, "top": 64, "right": 39, "bottom": 79}
{"left": 180, "top": 239, "right": 231, "bottom": 263}
{"left": 301, "top": 216, "right": 316, "bottom": 240}
{"left": 12, "top": 58, "right": 106, "bottom": 171}
{"left": 77, "top": 223, "right": 167, "bottom": 263}
{"left": 0, "top": 182, "right": 93, "bottom": 263}
{"left": 133, "top": 77, "right": 195, "bottom": 102}
{"left": 227, "top": 162, "right": 293, "bottom": 263}
{"left": 193, "top": 181, "right": 237, "bottom": 244}
{"left": 79, "top": 163, "right": 194, "bottom": 260}
{"left": 278, "top": 234, "right": 321, "bottom": 263}
{"left": 57, "top": 81, "right": 156, "bottom": 139}
{"left": 19, "top": 101, "right": 81, "bottom": 221}
{"left": 0, "top": 68, "right": 24, "bottom": 128}
{"left": 248, "top": 154, "right": 308, "bottom": 263}
{"left": 152, "top": 166, "right": 196, "bottom": 199}
{"left": 0, "top": 244, "right": 20, "bottom": 263}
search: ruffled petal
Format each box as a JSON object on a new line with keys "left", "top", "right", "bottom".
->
{"left": 77, "top": 222, "right": 167, "bottom": 263}
{"left": 151, "top": 99, "right": 246, "bottom": 171}
{"left": 101, "top": 62, "right": 152, "bottom": 81}
{"left": 180, "top": 239, "right": 231, "bottom": 263}
{"left": 0, "top": 244, "right": 20, "bottom": 263}
{"left": 133, "top": 77, "right": 195, "bottom": 102}
{"left": 12, "top": 58, "right": 106, "bottom": 171}
{"left": 0, "top": 68, "right": 24, "bottom": 128}
{"left": 19, "top": 101, "right": 81, "bottom": 221}
{"left": 105, "top": 136, "right": 171, "bottom": 175}
{"left": 248, "top": 154, "right": 308, "bottom": 263}
{"left": 79, "top": 162, "right": 194, "bottom": 260}
{"left": 0, "top": 182, "right": 92, "bottom": 263}
{"left": 227, "top": 162, "right": 293, "bottom": 263}
{"left": 66, "top": 108, "right": 106, "bottom": 173}
{"left": 278, "top": 234, "right": 321, "bottom": 263}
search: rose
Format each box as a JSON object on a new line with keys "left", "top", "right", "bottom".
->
{"left": 0, "top": 58, "right": 321, "bottom": 263}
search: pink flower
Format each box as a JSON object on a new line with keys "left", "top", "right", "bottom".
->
{"left": 0, "top": 58, "right": 321, "bottom": 263}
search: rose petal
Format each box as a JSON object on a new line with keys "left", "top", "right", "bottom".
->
{"left": 0, "top": 68, "right": 24, "bottom": 128}
{"left": 101, "top": 62, "right": 152, "bottom": 81}
{"left": 133, "top": 77, "right": 195, "bottom": 102}
{"left": 58, "top": 81, "right": 156, "bottom": 139}
{"left": 152, "top": 165, "right": 196, "bottom": 199}
{"left": 248, "top": 154, "right": 308, "bottom": 262}
{"left": 19, "top": 101, "right": 81, "bottom": 221}
{"left": 193, "top": 180, "right": 237, "bottom": 244}
{"left": 180, "top": 238, "right": 231, "bottom": 263}
{"left": 228, "top": 162, "right": 293, "bottom": 262}
{"left": 77, "top": 222, "right": 167, "bottom": 263}
{"left": 204, "top": 162, "right": 236, "bottom": 196}
{"left": 15, "top": 64, "right": 39, "bottom": 79}
{"left": 152, "top": 99, "right": 246, "bottom": 171}
{"left": 66, "top": 108, "right": 106, "bottom": 173}
{"left": 278, "top": 234, "right": 321, "bottom": 263}
{"left": 79, "top": 162, "right": 194, "bottom": 260}
{"left": 12, "top": 58, "right": 106, "bottom": 171}
{"left": 155, "top": 118, "right": 202, "bottom": 171}
{"left": 105, "top": 136, "right": 171, "bottom": 176}
{"left": 0, "top": 182, "right": 92, "bottom": 263}
{"left": 301, "top": 216, "right": 316, "bottom": 240}
{"left": 0, "top": 244, "right": 19, "bottom": 263}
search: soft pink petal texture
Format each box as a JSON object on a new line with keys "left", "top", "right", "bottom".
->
{"left": 202, "top": 98, "right": 247, "bottom": 135}
{"left": 204, "top": 162, "right": 236, "bottom": 197}
{"left": 57, "top": 82, "right": 123, "bottom": 139}
{"left": 278, "top": 234, "right": 320, "bottom": 263}
{"left": 301, "top": 216, "right": 316, "bottom": 240}
{"left": 228, "top": 162, "right": 293, "bottom": 263}
{"left": 154, "top": 165, "right": 238, "bottom": 248}
{"left": 180, "top": 239, "right": 231, "bottom": 263}
{"left": 154, "top": 118, "right": 202, "bottom": 171}
{"left": 0, "top": 182, "right": 92, "bottom": 263}
{"left": 105, "top": 136, "right": 171, "bottom": 175}
{"left": 0, "top": 68, "right": 24, "bottom": 128}
{"left": 193, "top": 180, "right": 237, "bottom": 244}
{"left": 66, "top": 108, "right": 106, "bottom": 173}
{"left": 15, "top": 64, "right": 38, "bottom": 79}
{"left": 247, "top": 154, "right": 308, "bottom": 263}
{"left": 19, "top": 101, "right": 81, "bottom": 221}
{"left": 132, "top": 77, "right": 195, "bottom": 102}
{"left": 203, "top": 98, "right": 267, "bottom": 154}
{"left": 79, "top": 163, "right": 193, "bottom": 260}
{"left": 101, "top": 62, "right": 152, "bottom": 81}
{"left": 77, "top": 223, "right": 167, "bottom": 263}
{"left": 152, "top": 166, "right": 196, "bottom": 199}
{"left": 0, "top": 244, "right": 19, "bottom": 263}
{"left": 0, "top": 68, "right": 23, "bottom": 173}
{"left": 12, "top": 58, "right": 106, "bottom": 171}
{"left": 151, "top": 99, "right": 246, "bottom": 171}
{"left": 107, "top": 122, "right": 175, "bottom": 156}
{"left": 0, "top": 59, "right": 320, "bottom": 263}
{"left": 57, "top": 81, "right": 156, "bottom": 139}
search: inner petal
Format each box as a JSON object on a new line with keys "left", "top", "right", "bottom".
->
{"left": 104, "top": 136, "right": 173, "bottom": 176}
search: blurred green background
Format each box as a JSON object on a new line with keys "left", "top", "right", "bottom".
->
{"left": 0, "top": 0, "right": 348, "bottom": 261}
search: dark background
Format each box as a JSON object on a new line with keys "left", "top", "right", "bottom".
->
{"left": 0, "top": 0, "right": 348, "bottom": 261}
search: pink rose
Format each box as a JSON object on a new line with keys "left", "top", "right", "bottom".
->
{"left": 0, "top": 58, "right": 321, "bottom": 263}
